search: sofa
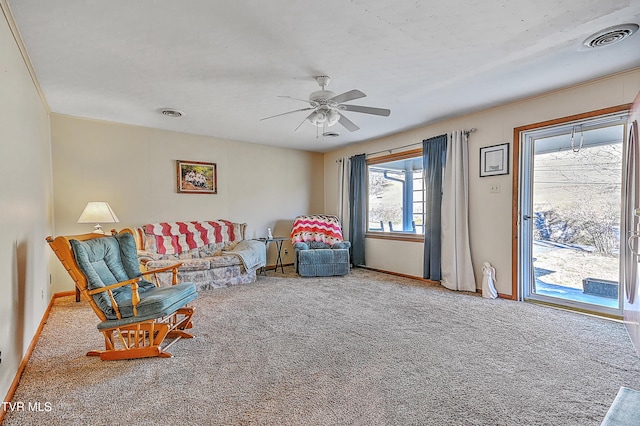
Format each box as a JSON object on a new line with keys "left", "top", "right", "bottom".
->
{"left": 134, "top": 220, "right": 266, "bottom": 291}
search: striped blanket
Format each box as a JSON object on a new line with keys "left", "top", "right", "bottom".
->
{"left": 144, "top": 220, "right": 237, "bottom": 255}
{"left": 290, "top": 214, "right": 344, "bottom": 245}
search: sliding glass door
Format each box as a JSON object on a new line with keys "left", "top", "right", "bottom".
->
{"left": 519, "top": 113, "right": 627, "bottom": 316}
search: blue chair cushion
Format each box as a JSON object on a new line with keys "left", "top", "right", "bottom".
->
{"left": 332, "top": 241, "right": 351, "bottom": 250}
{"left": 293, "top": 242, "right": 309, "bottom": 251}
{"left": 97, "top": 282, "right": 197, "bottom": 330}
{"left": 114, "top": 232, "right": 145, "bottom": 279}
{"left": 70, "top": 233, "right": 197, "bottom": 322}
{"left": 308, "top": 241, "right": 330, "bottom": 249}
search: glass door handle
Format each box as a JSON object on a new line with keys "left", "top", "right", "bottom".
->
{"left": 523, "top": 215, "right": 532, "bottom": 220}
{"left": 628, "top": 232, "right": 640, "bottom": 257}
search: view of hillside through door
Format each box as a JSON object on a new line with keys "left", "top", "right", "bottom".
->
{"left": 519, "top": 113, "right": 627, "bottom": 316}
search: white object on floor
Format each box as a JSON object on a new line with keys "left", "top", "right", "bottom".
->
{"left": 482, "top": 262, "right": 498, "bottom": 299}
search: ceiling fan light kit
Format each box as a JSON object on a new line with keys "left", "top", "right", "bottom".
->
{"left": 261, "top": 75, "right": 391, "bottom": 134}
{"left": 309, "top": 108, "right": 340, "bottom": 127}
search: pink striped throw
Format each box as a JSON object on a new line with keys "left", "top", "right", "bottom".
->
{"left": 144, "top": 220, "right": 235, "bottom": 255}
{"left": 290, "top": 214, "right": 344, "bottom": 245}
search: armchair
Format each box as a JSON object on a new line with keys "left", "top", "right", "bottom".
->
{"left": 46, "top": 229, "right": 197, "bottom": 360}
{"left": 290, "top": 214, "right": 351, "bottom": 277}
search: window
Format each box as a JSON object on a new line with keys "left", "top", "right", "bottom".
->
{"left": 367, "top": 148, "right": 424, "bottom": 237}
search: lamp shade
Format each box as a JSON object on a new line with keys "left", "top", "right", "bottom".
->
{"left": 77, "top": 202, "right": 119, "bottom": 233}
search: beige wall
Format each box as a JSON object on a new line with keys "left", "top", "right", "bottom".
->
{"left": 0, "top": 8, "right": 53, "bottom": 403}
{"left": 49, "top": 115, "right": 324, "bottom": 292}
{"left": 324, "top": 68, "right": 640, "bottom": 296}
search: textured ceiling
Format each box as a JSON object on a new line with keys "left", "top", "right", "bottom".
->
{"left": 6, "top": 1, "right": 640, "bottom": 152}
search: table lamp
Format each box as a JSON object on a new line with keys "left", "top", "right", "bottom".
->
{"left": 77, "top": 202, "right": 120, "bottom": 234}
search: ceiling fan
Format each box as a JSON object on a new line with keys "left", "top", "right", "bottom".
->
{"left": 260, "top": 75, "right": 390, "bottom": 133}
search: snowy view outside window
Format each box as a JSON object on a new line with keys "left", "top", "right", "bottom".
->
{"left": 367, "top": 155, "right": 424, "bottom": 234}
{"left": 532, "top": 137, "right": 622, "bottom": 305}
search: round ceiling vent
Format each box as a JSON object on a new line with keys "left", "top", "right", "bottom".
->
{"left": 582, "top": 23, "right": 638, "bottom": 49}
{"left": 322, "top": 131, "right": 340, "bottom": 138}
{"left": 159, "top": 108, "right": 184, "bottom": 118}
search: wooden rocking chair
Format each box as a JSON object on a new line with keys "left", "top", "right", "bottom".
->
{"left": 46, "top": 229, "right": 197, "bottom": 361}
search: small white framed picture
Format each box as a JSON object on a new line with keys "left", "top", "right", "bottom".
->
{"left": 480, "top": 143, "right": 509, "bottom": 177}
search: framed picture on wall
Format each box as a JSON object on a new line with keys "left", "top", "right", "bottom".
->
{"left": 176, "top": 160, "right": 217, "bottom": 194}
{"left": 479, "top": 143, "right": 509, "bottom": 177}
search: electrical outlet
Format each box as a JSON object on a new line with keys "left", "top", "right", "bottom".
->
{"left": 0, "top": 350, "right": 2, "bottom": 364}
{"left": 489, "top": 183, "right": 501, "bottom": 193}
{"left": 284, "top": 249, "right": 289, "bottom": 255}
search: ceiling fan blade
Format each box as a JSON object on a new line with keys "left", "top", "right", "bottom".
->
{"left": 338, "top": 113, "right": 360, "bottom": 132}
{"left": 330, "top": 89, "right": 366, "bottom": 104}
{"left": 342, "top": 104, "right": 391, "bottom": 116}
{"left": 260, "top": 107, "right": 315, "bottom": 121}
{"left": 278, "top": 96, "right": 315, "bottom": 105}
{"left": 295, "top": 112, "right": 316, "bottom": 131}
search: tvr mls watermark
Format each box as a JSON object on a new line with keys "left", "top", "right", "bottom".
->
{"left": 2, "top": 401, "right": 53, "bottom": 412}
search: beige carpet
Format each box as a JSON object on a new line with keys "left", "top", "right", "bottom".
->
{"left": 4, "top": 267, "right": 640, "bottom": 425}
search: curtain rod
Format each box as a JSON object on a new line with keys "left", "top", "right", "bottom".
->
{"left": 365, "top": 128, "right": 477, "bottom": 157}
{"left": 334, "top": 128, "right": 477, "bottom": 163}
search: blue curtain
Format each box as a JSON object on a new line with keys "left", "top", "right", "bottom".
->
{"left": 423, "top": 135, "right": 447, "bottom": 280}
{"left": 349, "top": 154, "right": 367, "bottom": 266}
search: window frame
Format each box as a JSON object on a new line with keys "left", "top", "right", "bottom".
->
{"left": 366, "top": 148, "right": 425, "bottom": 242}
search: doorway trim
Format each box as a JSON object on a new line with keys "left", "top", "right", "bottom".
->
{"left": 511, "top": 104, "right": 632, "bottom": 301}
